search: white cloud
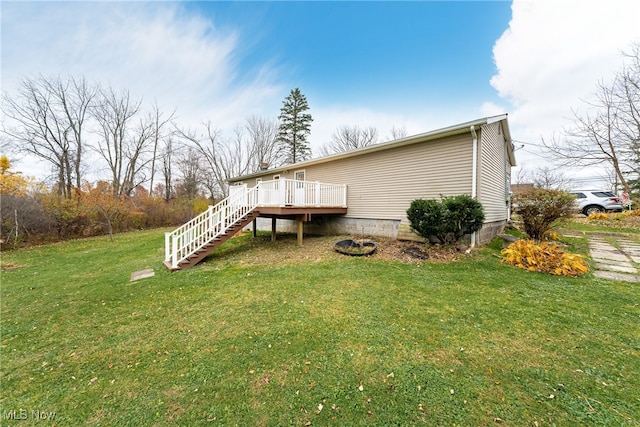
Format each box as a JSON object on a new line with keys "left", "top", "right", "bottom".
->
{"left": 1, "top": 2, "right": 282, "bottom": 124}
{"left": 1, "top": 2, "right": 285, "bottom": 178}
{"left": 480, "top": 101, "right": 506, "bottom": 118}
{"left": 490, "top": 0, "right": 640, "bottom": 186}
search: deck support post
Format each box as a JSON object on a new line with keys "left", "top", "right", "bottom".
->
{"left": 252, "top": 218, "right": 257, "bottom": 237}
{"left": 296, "top": 216, "right": 304, "bottom": 247}
{"left": 271, "top": 217, "right": 277, "bottom": 242}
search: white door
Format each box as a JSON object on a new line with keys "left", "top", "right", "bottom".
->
{"left": 294, "top": 170, "right": 306, "bottom": 206}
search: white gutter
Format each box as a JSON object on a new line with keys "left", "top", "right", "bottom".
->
{"left": 470, "top": 125, "right": 478, "bottom": 248}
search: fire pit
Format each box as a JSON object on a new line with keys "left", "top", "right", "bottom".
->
{"left": 334, "top": 239, "right": 377, "bottom": 256}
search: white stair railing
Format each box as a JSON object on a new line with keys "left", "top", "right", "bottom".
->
{"left": 164, "top": 179, "right": 347, "bottom": 269}
{"left": 165, "top": 185, "right": 259, "bottom": 269}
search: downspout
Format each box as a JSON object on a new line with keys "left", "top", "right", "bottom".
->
{"left": 470, "top": 125, "right": 478, "bottom": 248}
{"left": 506, "top": 139, "right": 512, "bottom": 222}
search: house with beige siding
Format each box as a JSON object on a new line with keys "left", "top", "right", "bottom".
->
{"left": 164, "top": 114, "right": 515, "bottom": 270}
{"left": 231, "top": 114, "right": 514, "bottom": 241}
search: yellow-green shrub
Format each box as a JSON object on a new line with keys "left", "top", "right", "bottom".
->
{"left": 501, "top": 239, "right": 589, "bottom": 277}
{"left": 620, "top": 209, "right": 640, "bottom": 217}
{"left": 545, "top": 231, "right": 561, "bottom": 241}
{"left": 587, "top": 212, "right": 609, "bottom": 221}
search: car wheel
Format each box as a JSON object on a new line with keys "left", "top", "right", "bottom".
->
{"left": 583, "top": 205, "right": 604, "bottom": 216}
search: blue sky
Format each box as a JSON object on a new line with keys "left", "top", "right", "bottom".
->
{"left": 184, "top": 1, "right": 511, "bottom": 109}
{"left": 2, "top": 1, "right": 640, "bottom": 186}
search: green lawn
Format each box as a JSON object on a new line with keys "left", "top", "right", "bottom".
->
{"left": 1, "top": 230, "right": 638, "bottom": 425}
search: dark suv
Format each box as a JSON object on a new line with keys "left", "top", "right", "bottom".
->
{"left": 570, "top": 190, "right": 623, "bottom": 216}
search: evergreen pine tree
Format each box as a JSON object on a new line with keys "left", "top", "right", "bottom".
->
{"left": 277, "top": 88, "right": 313, "bottom": 163}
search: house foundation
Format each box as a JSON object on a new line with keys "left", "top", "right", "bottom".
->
{"left": 252, "top": 216, "right": 506, "bottom": 246}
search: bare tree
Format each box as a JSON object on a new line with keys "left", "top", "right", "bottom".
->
{"left": 122, "top": 116, "right": 156, "bottom": 196}
{"left": 174, "top": 147, "right": 203, "bottom": 200}
{"left": 387, "top": 125, "right": 408, "bottom": 141}
{"left": 2, "top": 75, "right": 97, "bottom": 198}
{"left": 160, "top": 137, "right": 175, "bottom": 202}
{"left": 617, "top": 43, "right": 640, "bottom": 187}
{"left": 512, "top": 166, "right": 532, "bottom": 186}
{"left": 245, "top": 115, "right": 281, "bottom": 171}
{"left": 546, "top": 79, "right": 630, "bottom": 193}
{"left": 50, "top": 77, "right": 97, "bottom": 192}
{"left": 216, "top": 125, "right": 254, "bottom": 190}
{"left": 176, "top": 122, "right": 233, "bottom": 199}
{"left": 92, "top": 86, "right": 154, "bottom": 196}
{"left": 531, "top": 166, "right": 572, "bottom": 190}
{"left": 544, "top": 43, "right": 640, "bottom": 194}
{"left": 320, "top": 125, "right": 378, "bottom": 156}
{"left": 147, "top": 102, "right": 176, "bottom": 197}
{"left": 177, "top": 117, "right": 286, "bottom": 199}
{"left": 512, "top": 165, "right": 571, "bottom": 189}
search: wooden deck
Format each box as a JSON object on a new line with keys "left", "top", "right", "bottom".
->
{"left": 255, "top": 206, "right": 347, "bottom": 219}
{"left": 164, "top": 178, "right": 348, "bottom": 270}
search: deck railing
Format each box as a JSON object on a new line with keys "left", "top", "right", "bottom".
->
{"left": 257, "top": 179, "right": 347, "bottom": 207}
{"left": 164, "top": 179, "right": 347, "bottom": 269}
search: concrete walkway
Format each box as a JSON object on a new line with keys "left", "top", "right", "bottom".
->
{"left": 587, "top": 235, "right": 640, "bottom": 282}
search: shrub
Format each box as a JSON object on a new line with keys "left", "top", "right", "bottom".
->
{"left": 407, "top": 199, "right": 447, "bottom": 242}
{"left": 587, "top": 212, "right": 610, "bottom": 221}
{"left": 546, "top": 231, "right": 561, "bottom": 241}
{"left": 407, "top": 195, "right": 485, "bottom": 244}
{"left": 192, "top": 197, "right": 211, "bottom": 215}
{"left": 501, "top": 239, "right": 589, "bottom": 277}
{"left": 442, "top": 194, "right": 485, "bottom": 242}
{"left": 1, "top": 194, "right": 56, "bottom": 248}
{"left": 619, "top": 209, "right": 639, "bottom": 217}
{"left": 582, "top": 209, "right": 640, "bottom": 231}
{"left": 513, "top": 188, "right": 575, "bottom": 240}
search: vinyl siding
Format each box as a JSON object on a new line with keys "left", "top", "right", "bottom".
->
{"left": 232, "top": 116, "right": 515, "bottom": 242}
{"left": 478, "top": 122, "right": 509, "bottom": 222}
{"left": 242, "top": 134, "right": 474, "bottom": 222}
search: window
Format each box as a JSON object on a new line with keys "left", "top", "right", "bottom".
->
{"left": 592, "top": 191, "right": 615, "bottom": 197}
{"left": 294, "top": 170, "right": 305, "bottom": 188}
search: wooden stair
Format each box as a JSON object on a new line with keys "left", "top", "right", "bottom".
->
{"left": 163, "top": 211, "right": 258, "bottom": 271}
